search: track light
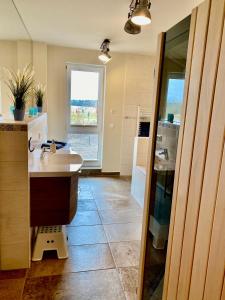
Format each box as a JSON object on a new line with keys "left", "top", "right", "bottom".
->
{"left": 124, "top": 0, "right": 151, "bottom": 35}
{"left": 124, "top": 12, "right": 141, "bottom": 34}
{"left": 98, "top": 39, "right": 111, "bottom": 64}
{"left": 131, "top": 0, "right": 151, "bottom": 26}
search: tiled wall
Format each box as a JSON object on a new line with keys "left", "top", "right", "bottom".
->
{"left": 157, "top": 121, "right": 180, "bottom": 162}
{"left": 120, "top": 55, "right": 155, "bottom": 176}
{"left": 0, "top": 126, "right": 30, "bottom": 270}
{"left": 120, "top": 105, "right": 138, "bottom": 175}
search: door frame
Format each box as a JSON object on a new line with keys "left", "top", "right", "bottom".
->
{"left": 66, "top": 63, "right": 105, "bottom": 168}
{"left": 137, "top": 8, "right": 197, "bottom": 300}
{"left": 137, "top": 32, "right": 166, "bottom": 300}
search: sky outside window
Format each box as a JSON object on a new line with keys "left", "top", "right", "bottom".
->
{"left": 167, "top": 78, "right": 185, "bottom": 103}
{"left": 71, "top": 71, "right": 99, "bottom": 100}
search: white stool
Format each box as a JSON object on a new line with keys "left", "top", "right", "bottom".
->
{"left": 32, "top": 225, "right": 69, "bottom": 261}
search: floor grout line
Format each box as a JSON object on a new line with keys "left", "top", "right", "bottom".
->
{"left": 22, "top": 177, "right": 139, "bottom": 299}
{"left": 92, "top": 182, "right": 139, "bottom": 300}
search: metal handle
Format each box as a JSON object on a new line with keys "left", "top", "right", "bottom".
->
{"left": 28, "top": 137, "right": 35, "bottom": 152}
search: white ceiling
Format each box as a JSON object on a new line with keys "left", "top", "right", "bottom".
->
{"left": 0, "top": 0, "right": 29, "bottom": 40}
{"left": 2, "top": 0, "right": 204, "bottom": 55}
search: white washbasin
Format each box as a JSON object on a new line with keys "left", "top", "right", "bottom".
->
{"left": 48, "top": 153, "right": 83, "bottom": 165}
{"left": 29, "top": 150, "right": 83, "bottom": 177}
{"left": 154, "top": 150, "right": 175, "bottom": 171}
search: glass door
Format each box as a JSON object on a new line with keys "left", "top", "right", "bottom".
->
{"left": 142, "top": 15, "right": 191, "bottom": 299}
{"left": 66, "top": 63, "right": 105, "bottom": 168}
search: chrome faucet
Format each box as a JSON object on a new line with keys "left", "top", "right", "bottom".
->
{"left": 159, "top": 148, "right": 169, "bottom": 160}
{"left": 40, "top": 147, "right": 49, "bottom": 159}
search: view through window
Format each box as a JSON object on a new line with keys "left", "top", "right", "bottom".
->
{"left": 70, "top": 70, "right": 99, "bottom": 126}
{"left": 67, "top": 64, "right": 104, "bottom": 166}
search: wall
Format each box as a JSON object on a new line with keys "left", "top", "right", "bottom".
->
{"left": 46, "top": 44, "right": 155, "bottom": 173}
{"left": 32, "top": 42, "right": 47, "bottom": 111}
{"left": 0, "top": 41, "right": 17, "bottom": 115}
{"left": 0, "top": 40, "right": 155, "bottom": 173}
{"left": 0, "top": 40, "right": 33, "bottom": 115}
{"left": 0, "top": 123, "right": 30, "bottom": 270}
{"left": 120, "top": 54, "right": 155, "bottom": 175}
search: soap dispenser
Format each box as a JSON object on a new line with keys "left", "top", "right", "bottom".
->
{"left": 50, "top": 140, "right": 57, "bottom": 153}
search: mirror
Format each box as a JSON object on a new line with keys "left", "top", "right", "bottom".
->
{"left": 0, "top": 0, "right": 32, "bottom": 116}
{"left": 142, "top": 15, "right": 191, "bottom": 299}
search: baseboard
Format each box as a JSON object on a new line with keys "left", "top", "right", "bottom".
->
{"left": 79, "top": 169, "right": 120, "bottom": 177}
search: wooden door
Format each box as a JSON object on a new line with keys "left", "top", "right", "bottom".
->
{"left": 138, "top": 0, "right": 225, "bottom": 299}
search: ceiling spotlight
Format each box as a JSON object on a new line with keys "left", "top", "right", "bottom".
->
{"left": 124, "top": 12, "right": 141, "bottom": 34}
{"left": 131, "top": 0, "right": 152, "bottom": 26}
{"left": 98, "top": 39, "right": 112, "bottom": 64}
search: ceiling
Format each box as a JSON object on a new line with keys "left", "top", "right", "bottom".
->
{"left": 2, "top": 0, "right": 204, "bottom": 55}
{"left": 0, "top": 0, "right": 30, "bottom": 40}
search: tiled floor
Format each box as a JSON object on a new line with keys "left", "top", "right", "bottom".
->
{"left": 0, "top": 176, "right": 143, "bottom": 300}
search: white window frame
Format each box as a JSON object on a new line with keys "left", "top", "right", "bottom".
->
{"left": 66, "top": 63, "right": 105, "bottom": 168}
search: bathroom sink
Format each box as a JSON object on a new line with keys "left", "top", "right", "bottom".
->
{"left": 48, "top": 153, "right": 83, "bottom": 165}
{"left": 155, "top": 150, "right": 168, "bottom": 161}
{"left": 154, "top": 151, "right": 175, "bottom": 171}
{"left": 29, "top": 150, "right": 83, "bottom": 177}
{"left": 30, "top": 150, "right": 83, "bottom": 226}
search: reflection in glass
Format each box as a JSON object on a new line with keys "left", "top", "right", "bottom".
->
{"left": 142, "top": 15, "right": 191, "bottom": 299}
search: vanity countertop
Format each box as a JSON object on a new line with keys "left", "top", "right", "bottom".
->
{"left": 0, "top": 113, "right": 47, "bottom": 130}
{"left": 29, "top": 149, "right": 83, "bottom": 178}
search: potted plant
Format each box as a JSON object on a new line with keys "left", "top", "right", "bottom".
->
{"left": 5, "top": 65, "right": 34, "bottom": 121}
{"left": 34, "top": 84, "right": 45, "bottom": 113}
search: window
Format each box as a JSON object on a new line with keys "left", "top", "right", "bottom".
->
{"left": 67, "top": 64, "right": 105, "bottom": 168}
{"left": 70, "top": 70, "right": 99, "bottom": 126}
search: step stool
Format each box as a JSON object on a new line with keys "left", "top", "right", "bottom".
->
{"left": 32, "top": 225, "right": 69, "bottom": 261}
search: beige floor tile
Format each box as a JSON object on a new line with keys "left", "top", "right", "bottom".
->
{"left": 99, "top": 209, "right": 142, "bottom": 224}
{"left": 23, "top": 269, "right": 126, "bottom": 300}
{"left": 28, "top": 244, "right": 115, "bottom": 277}
{"left": 67, "top": 225, "right": 107, "bottom": 245}
{"left": 118, "top": 267, "right": 139, "bottom": 300}
{"left": 69, "top": 211, "right": 101, "bottom": 226}
{"left": 77, "top": 199, "right": 97, "bottom": 211}
{"left": 95, "top": 197, "right": 141, "bottom": 210}
{"left": 93, "top": 190, "right": 132, "bottom": 200}
{"left": 24, "top": 176, "right": 142, "bottom": 300}
{"left": 109, "top": 241, "right": 141, "bottom": 267}
{"left": 0, "top": 278, "right": 25, "bottom": 300}
{"left": 103, "top": 223, "right": 142, "bottom": 242}
{"left": 90, "top": 178, "right": 131, "bottom": 193}
{"left": 78, "top": 190, "right": 94, "bottom": 200}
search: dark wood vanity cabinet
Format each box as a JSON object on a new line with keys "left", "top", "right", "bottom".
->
{"left": 30, "top": 175, "right": 78, "bottom": 226}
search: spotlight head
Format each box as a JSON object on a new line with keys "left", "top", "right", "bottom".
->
{"left": 124, "top": 18, "right": 141, "bottom": 34}
{"left": 131, "top": 1, "right": 152, "bottom": 26}
{"left": 98, "top": 52, "right": 112, "bottom": 64}
{"left": 98, "top": 39, "right": 112, "bottom": 64}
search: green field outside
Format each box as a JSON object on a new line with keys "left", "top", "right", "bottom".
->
{"left": 71, "top": 107, "right": 97, "bottom": 126}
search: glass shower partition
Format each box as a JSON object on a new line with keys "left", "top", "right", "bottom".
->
{"left": 142, "top": 15, "right": 191, "bottom": 299}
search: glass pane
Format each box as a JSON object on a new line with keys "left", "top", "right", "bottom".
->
{"left": 142, "top": 15, "right": 191, "bottom": 299}
{"left": 70, "top": 70, "right": 99, "bottom": 126}
{"left": 68, "top": 133, "right": 98, "bottom": 160}
{"left": 165, "top": 76, "right": 185, "bottom": 123}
